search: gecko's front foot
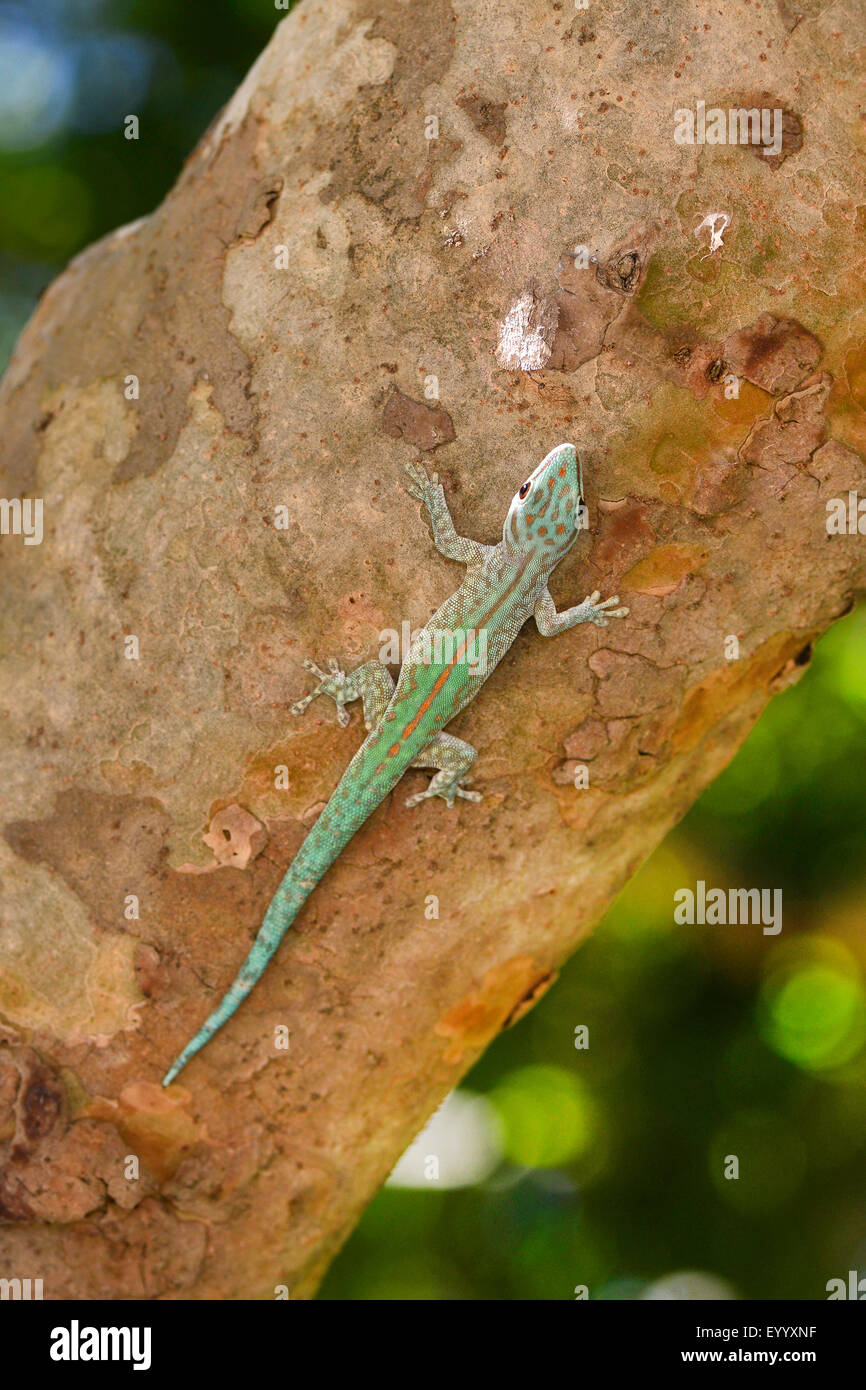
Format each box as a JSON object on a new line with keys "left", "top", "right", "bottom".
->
{"left": 290, "top": 657, "right": 352, "bottom": 726}
{"left": 580, "top": 591, "right": 630, "bottom": 627}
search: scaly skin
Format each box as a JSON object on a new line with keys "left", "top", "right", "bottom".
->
{"left": 162, "top": 443, "right": 628, "bottom": 1085}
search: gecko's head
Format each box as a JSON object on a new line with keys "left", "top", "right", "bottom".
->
{"left": 504, "top": 443, "right": 585, "bottom": 559}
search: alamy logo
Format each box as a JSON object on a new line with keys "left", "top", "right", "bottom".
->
{"left": 379, "top": 622, "right": 488, "bottom": 675}
{"left": 50, "top": 1320, "right": 152, "bottom": 1371}
{"left": 0, "top": 1275, "right": 43, "bottom": 1299}
{"left": 826, "top": 492, "right": 866, "bottom": 534}
{"left": 674, "top": 880, "right": 782, "bottom": 935}
{"left": 674, "top": 102, "right": 783, "bottom": 158}
{"left": 0, "top": 497, "right": 43, "bottom": 545}
{"left": 826, "top": 1271, "right": 866, "bottom": 1300}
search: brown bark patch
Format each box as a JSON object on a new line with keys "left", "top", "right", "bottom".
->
{"left": 456, "top": 92, "right": 507, "bottom": 145}
{"left": 4, "top": 790, "right": 171, "bottom": 935}
{"left": 621, "top": 543, "right": 709, "bottom": 597}
{"left": 382, "top": 389, "right": 456, "bottom": 451}
{"left": 724, "top": 314, "right": 822, "bottom": 395}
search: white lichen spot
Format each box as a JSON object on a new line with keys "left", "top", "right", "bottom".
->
{"left": 694, "top": 212, "right": 731, "bottom": 260}
{"left": 496, "top": 288, "right": 557, "bottom": 372}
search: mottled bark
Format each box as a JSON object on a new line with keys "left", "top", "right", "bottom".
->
{"left": 1, "top": 0, "right": 864, "bottom": 1299}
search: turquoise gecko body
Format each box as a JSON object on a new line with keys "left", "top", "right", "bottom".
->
{"left": 162, "top": 443, "right": 628, "bottom": 1085}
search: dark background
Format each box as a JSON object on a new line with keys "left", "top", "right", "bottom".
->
{"left": 2, "top": 0, "right": 864, "bottom": 1301}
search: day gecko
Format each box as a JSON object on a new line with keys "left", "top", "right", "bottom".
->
{"left": 162, "top": 443, "right": 628, "bottom": 1085}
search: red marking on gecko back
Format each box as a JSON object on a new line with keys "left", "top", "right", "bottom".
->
{"left": 401, "top": 636, "right": 470, "bottom": 741}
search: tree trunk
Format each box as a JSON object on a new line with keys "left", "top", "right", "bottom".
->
{"left": 1, "top": 0, "right": 864, "bottom": 1298}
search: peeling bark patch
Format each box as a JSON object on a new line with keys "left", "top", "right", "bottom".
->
{"left": 4, "top": 789, "right": 171, "bottom": 935}
{"left": 456, "top": 92, "right": 507, "bottom": 146}
{"left": 382, "top": 388, "right": 456, "bottom": 451}
{"left": 496, "top": 285, "right": 558, "bottom": 371}
{"left": 0, "top": 1047, "right": 145, "bottom": 1225}
{"left": 0, "top": 1176, "right": 34, "bottom": 1220}
{"left": 672, "top": 631, "right": 817, "bottom": 755}
{"left": 309, "top": 0, "right": 457, "bottom": 222}
{"left": 687, "top": 456, "right": 743, "bottom": 516}
{"left": 502, "top": 969, "right": 558, "bottom": 1027}
{"left": 435, "top": 956, "right": 543, "bottom": 1064}
{"left": 723, "top": 314, "right": 822, "bottom": 395}
{"left": 593, "top": 500, "right": 657, "bottom": 570}
{"left": 88, "top": 1083, "right": 205, "bottom": 1185}
{"left": 201, "top": 804, "right": 268, "bottom": 870}
{"left": 113, "top": 114, "right": 265, "bottom": 481}
{"left": 741, "top": 372, "right": 831, "bottom": 469}
{"left": 548, "top": 225, "right": 654, "bottom": 372}
{"left": 234, "top": 177, "right": 284, "bottom": 242}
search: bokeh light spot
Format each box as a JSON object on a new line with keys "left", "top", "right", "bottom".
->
{"left": 760, "top": 963, "right": 866, "bottom": 1071}
{"left": 0, "top": 23, "right": 75, "bottom": 150}
{"left": 489, "top": 1064, "right": 597, "bottom": 1168}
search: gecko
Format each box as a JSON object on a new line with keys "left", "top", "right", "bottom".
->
{"left": 162, "top": 443, "right": 628, "bottom": 1085}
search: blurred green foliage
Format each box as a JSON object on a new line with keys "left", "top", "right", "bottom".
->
{"left": 2, "top": 0, "right": 863, "bottom": 1302}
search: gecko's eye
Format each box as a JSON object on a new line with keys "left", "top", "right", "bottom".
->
{"left": 518, "top": 481, "right": 531, "bottom": 499}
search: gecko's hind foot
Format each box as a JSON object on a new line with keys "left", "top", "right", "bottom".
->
{"left": 291, "top": 657, "right": 351, "bottom": 725}
{"left": 405, "top": 782, "right": 483, "bottom": 809}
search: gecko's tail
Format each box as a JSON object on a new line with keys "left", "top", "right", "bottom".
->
{"left": 162, "top": 794, "right": 363, "bottom": 1086}
{"left": 161, "top": 975, "right": 258, "bottom": 1086}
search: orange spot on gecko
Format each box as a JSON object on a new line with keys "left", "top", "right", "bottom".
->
{"left": 538, "top": 526, "right": 547, "bottom": 535}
